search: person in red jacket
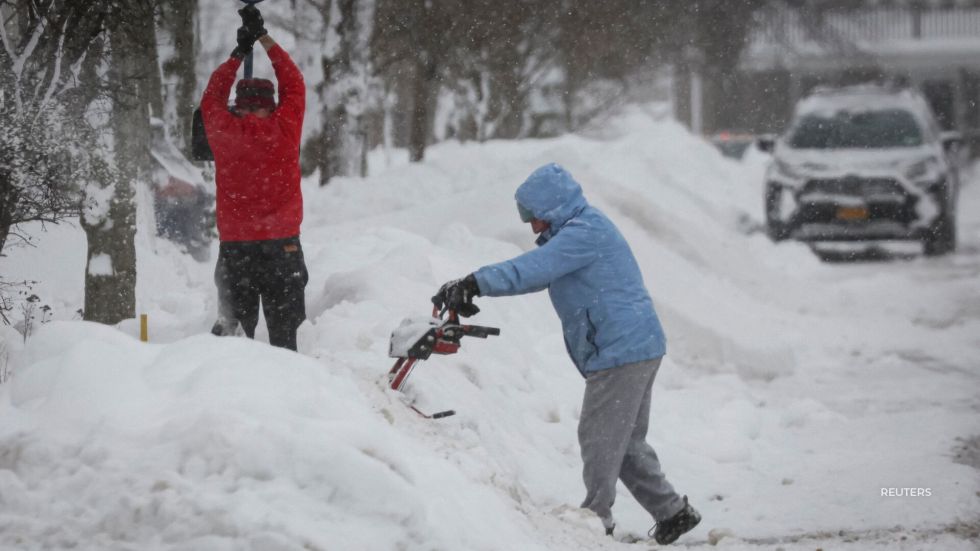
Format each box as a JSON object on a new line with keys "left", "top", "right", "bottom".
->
{"left": 201, "top": 7, "right": 307, "bottom": 351}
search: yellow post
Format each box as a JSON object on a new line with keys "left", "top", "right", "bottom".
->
{"left": 140, "top": 314, "right": 148, "bottom": 342}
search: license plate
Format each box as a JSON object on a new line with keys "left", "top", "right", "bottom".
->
{"left": 836, "top": 206, "right": 868, "bottom": 221}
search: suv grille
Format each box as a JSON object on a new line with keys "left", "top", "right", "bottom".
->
{"left": 802, "top": 177, "right": 906, "bottom": 200}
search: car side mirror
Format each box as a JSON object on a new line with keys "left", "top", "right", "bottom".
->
{"left": 940, "top": 131, "right": 962, "bottom": 152}
{"left": 756, "top": 135, "right": 776, "bottom": 154}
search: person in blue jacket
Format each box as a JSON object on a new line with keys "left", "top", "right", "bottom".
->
{"left": 432, "top": 163, "right": 700, "bottom": 544}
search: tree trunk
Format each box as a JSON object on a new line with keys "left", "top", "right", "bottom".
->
{"left": 82, "top": 187, "right": 138, "bottom": 324}
{"left": 158, "top": 0, "right": 198, "bottom": 154}
{"left": 82, "top": 3, "right": 156, "bottom": 325}
{"left": 319, "top": 0, "right": 375, "bottom": 185}
{"left": 408, "top": 59, "right": 435, "bottom": 163}
{"left": 0, "top": 185, "right": 14, "bottom": 254}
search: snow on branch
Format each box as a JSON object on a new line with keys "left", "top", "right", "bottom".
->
{"left": 0, "top": 0, "right": 114, "bottom": 256}
{"left": 10, "top": 8, "right": 47, "bottom": 79}
{"left": 37, "top": 15, "right": 68, "bottom": 112}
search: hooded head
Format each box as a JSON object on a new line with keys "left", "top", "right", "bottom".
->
{"left": 234, "top": 78, "right": 276, "bottom": 113}
{"left": 514, "top": 163, "right": 587, "bottom": 230}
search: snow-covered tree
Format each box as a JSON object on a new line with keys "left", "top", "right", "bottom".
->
{"left": 373, "top": 0, "right": 456, "bottom": 163}
{"left": 79, "top": 0, "right": 159, "bottom": 324}
{"left": 0, "top": 1, "right": 164, "bottom": 325}
{"left": 371, "top": 0, "right": 690, "bottom": 156}
{"left": 295, "top": 0, "right": 377, "bottom": 185}
{"left": 302, "top": 0, "right": 379, "bottom": 185}
{"left": 439, "top": 0, "right": 550, "bottom": 141}
{"left": 155, "top": 0, "right": 199, "bottom": 155}
{"left": 0, "top": 0, "right": 110, "bottom": 255}
{"left": 319, "top": 0, "right": 376, "bottom": 184}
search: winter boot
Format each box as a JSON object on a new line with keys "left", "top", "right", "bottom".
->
{"left": 601, "top": 514, "right": 615, "bottom": 537}
{"left": 649, "top": 496, "right": 701, "bottom": 545}
{"left": 211, "top": 317, "right": 241, "bottom": 337}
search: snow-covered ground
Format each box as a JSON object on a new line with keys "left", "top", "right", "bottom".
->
{"left": 1, "top": 105, "right": 978, "bottom": 550}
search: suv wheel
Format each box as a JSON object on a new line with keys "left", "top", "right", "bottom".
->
{"left": 767, "top": 222, "right": 790, "bottom": 241}
{"left": 765, "top": 183, "right": 790, "bottom": 241}
{"left": 923, "top": 215, "right": 955, "bottom": 256}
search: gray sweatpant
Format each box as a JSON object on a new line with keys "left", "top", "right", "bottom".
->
{"left": 578, "top": 357, "right": 684, "bottom": 527}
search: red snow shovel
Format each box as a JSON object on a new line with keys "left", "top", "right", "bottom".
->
{"left": 387, "top": 307, "right": 499, "bottom": 419}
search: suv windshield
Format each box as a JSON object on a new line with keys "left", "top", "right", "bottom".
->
{"left": 788, "top": 108, "right": 923, "bottom": 149}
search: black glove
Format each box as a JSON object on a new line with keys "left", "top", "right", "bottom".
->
{"left": 238, "top": 5, "right": 267, "bottom": 39}
{"left": 231, "top": 27, "right": 255, "bottom": 59}
{"left": 432, "top": 274, "right": 481, "bottom": 317}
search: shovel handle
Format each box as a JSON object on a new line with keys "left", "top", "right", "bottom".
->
{"left": 237, "top": 0, "right": 266, "bottom": 77}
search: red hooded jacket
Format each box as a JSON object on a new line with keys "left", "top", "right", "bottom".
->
{"left": 201, "top": 45, "right": 305, "bottom": 242}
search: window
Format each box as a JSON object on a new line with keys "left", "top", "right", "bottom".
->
{"left": 788, "top": 108, "right": 923, "bottom": 149}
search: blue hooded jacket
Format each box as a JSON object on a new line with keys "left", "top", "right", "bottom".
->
{"left": 473, "top": 164, "right": 666, "bottom": 376}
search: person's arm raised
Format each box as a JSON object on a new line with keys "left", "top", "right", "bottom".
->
{"left": 200, "top": 55, "right": 242, "bottom": 140}
{"left": 262, "top": 35, "right": 305, "bottom": 140}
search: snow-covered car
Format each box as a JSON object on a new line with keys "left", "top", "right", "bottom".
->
{"left": 149, "top": 118, "right": 214, "bottom": 261}
{"left": 758, "top": 85, "right": 961, "bottom": 256}
{"left": 709, "top": 130, "right": 755, "bottom": 159}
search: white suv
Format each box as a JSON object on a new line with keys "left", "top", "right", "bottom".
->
{"left": 758, "top": 85, "right": 960, "bottom": 256}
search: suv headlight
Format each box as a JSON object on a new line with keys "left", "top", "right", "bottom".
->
{"left": 905, "top": 157, "right": 941, "bottom": 184}
{"left": 774, "top": 159, "right": 804, "bottom": 183}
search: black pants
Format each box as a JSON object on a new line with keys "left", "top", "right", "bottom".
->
{"left": 215, "top": 236, "right": 308, "bottom": 351}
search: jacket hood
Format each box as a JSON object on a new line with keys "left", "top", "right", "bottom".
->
{"left": 514, "top": 163, "right": 588, "bottom": 231}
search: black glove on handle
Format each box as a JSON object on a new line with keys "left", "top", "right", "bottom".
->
{"left": 231, "top": 6, "right": 267, "bottom": 59}
{"left": 239, "top": 5, "right": 267, "bottom": 39}
{"left": 432, "top": 274, "right": 481, "bottom": 317}
{"left": 231, "top": 27, "right": 255, "bottom": 59}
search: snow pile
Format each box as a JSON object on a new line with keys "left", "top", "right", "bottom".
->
{"left": 0, "top": 323, "right": 538, "bottom": 550}
{"left": 1, "top": 105, "right": 978, "bottom": 550}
